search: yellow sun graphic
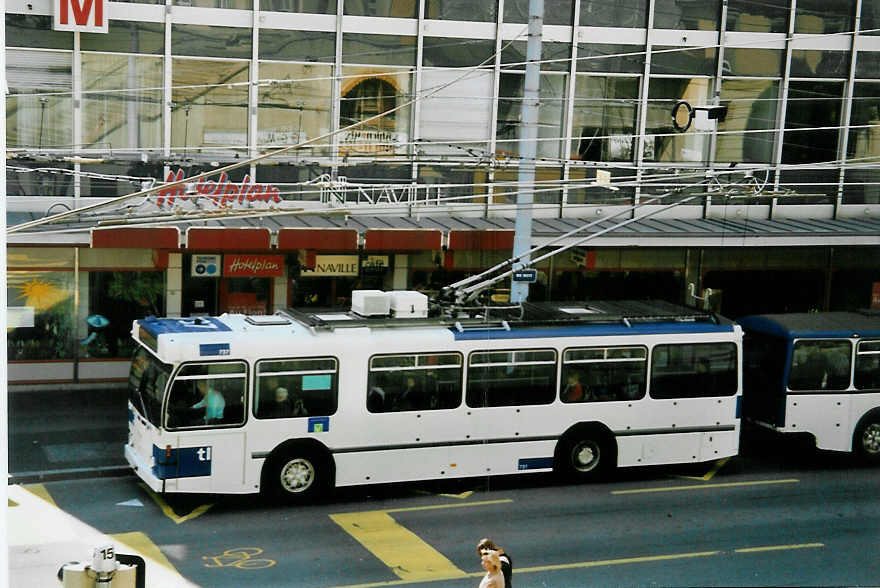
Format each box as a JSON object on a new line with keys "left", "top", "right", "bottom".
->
{"left": 17, "top": 278, "right": 70, "bottom": 311}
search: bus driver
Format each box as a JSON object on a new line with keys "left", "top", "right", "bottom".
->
{"left": 192, "top": 379, "right": 225, "bottom": 424}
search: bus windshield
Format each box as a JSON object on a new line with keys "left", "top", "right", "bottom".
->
{"left": 129, "top": 345, "right": 171, "bottom": 427}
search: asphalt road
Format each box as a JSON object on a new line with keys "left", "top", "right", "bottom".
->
{"left": 30, "top": 438, "right": 880, "bottom": 588}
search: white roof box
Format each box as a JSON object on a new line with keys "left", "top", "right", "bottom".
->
{"left": 351, "top": 290, "right": 390, "bottom": 317}
{"left": 389, "top": 290, "right": 429, "bottom": 318}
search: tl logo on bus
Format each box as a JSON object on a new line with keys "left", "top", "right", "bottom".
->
{"left": 53, "top": 0, "right": 109, "bottom": 33}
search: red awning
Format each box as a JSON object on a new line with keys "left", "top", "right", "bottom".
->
{"left": 277, "top": 228, "right": 358, "bottom": 251}
{"left": 91, "top": 227, "right": 180, "bottom": 249}
{"left": 448, "top": 229, "right": 514, "bottom": 251}
{"left": 364, "top": 229, "right": 442, "bottom": 251}
{"left": 186, "top": 227, "right": 271, "bottom": 250}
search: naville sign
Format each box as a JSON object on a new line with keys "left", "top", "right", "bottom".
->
{"left": 54, "top": 0, "right": 109, "bottom": 33}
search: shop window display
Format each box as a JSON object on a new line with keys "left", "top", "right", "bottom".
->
{"left": 7, "top": 271, "right": 75, "bottom": 361}
{"left": 84, "top": 272, "right": 165, "bottom": 359}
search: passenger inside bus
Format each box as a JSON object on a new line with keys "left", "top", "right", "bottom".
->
{"left": 562, "top": 373, "right": 585, "bottom": 402}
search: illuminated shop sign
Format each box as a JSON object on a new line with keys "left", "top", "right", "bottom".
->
{"left": 53, "top": 0, "right": 108, "bottom": 33}
{"left": 223, "top": 254, "right": 284, "bottom": 277}
{"left": 301, "top": 255, "right": 359, "bottom": 277}
{"left": 155, "top": 169, "right": 282, "bottom": 208}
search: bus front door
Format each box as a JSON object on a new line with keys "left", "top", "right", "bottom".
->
{"left": 159, "top": 432, "right": 247, "bottom": 494}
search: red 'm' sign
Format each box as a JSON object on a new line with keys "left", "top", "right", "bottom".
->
{"left": 224, "top": 255, "right": 284, "bottom": 277}
{"left": 54, "top": 0, "right": 108, "bottom": 33}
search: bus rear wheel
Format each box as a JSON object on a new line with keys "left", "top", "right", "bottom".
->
{"left": 854, "top": 416, "right": 880, "bottom": 465}
{"left": 265, "top": 448, "right": 327, "bottom": 502}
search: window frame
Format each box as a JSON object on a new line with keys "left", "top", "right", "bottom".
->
{"left": 561, "top": 345, "right": 648, "bottom": 403}
{"left": 254, "top": 356, "right": 339, "bottom": 419}
{"left": 367, "top": 351, "right": 464, "bottom": 413}
{"left": 466, "top": 347, "right": 558, "bottom": 408}
{"left": 164, "top": 360, "right": 249, "bottom": 430}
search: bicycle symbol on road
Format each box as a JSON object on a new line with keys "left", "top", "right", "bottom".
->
{"left": 203, "top": 547, "right": 276, "bottom": 570}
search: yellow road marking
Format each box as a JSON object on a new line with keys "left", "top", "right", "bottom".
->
{"left": 111, "top": 531, "right": 182, "bottom": 573}
{"left": 139, "top": 483, "right": 212, "bottom": 524}
{"left": 676, "top": 457, "right": 730, "bottom": 481}
{"left": 612, "top": 478, "right": 799, "bottom": 495}
{"left": 330, "top": 511, "right": 467, "bottom": 582}
{"left": 23, "top": 484, "right": 58, "bottom": 507}
{"left": 385, "top": 498, "right": 512, "bottom": 514}
{"left": 327, "top": 542, "right": 825, "bottom": 588}
{"left": 415, "top": 489, "right": 475, "bottom": 500}
{"left": 735, "top": 543, "right": 824, "bottom": 553}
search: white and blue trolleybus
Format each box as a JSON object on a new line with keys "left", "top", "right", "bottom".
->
{"left": 739, "top": 310, "right": 880, "bottom": 462}
{"left": 125, "top": 294, "right": 743, "bottom": 501}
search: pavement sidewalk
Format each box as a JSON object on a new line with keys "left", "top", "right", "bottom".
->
{"left": 8, "top": 484, "right": 197, "bottom": 587}
{"left": 8, "top": 386, "right": 130, "bottom": 484}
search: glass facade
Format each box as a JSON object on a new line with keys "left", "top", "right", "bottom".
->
{"left": 5, "top": 0, "right": 878, "bottom": 207}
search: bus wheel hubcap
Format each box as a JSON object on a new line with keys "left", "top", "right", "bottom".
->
{"left": 863, "top": 424, "right": 880, "bottom": 454}
{"left": 572, "top": 441, "right": 599, "bottom": 471}
{"left": 280, "top": 458, "right": 315, "bottom": 493}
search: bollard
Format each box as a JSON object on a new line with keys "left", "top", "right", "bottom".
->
{"left": 58, "top": 544, "right": 142, "bottom": 588}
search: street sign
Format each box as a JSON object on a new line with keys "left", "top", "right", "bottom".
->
{"left": 512, "top": 269, "right": 537, "bottom": 283}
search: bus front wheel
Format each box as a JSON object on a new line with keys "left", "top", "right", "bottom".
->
{"left": 556, "top": 430, "right": 614, "bottom": 482}
{"left": 854, "top": 414, "right": 880, "bottom": 465}
{"left": 265, "top": 448, "right": 327, "bottom": 502}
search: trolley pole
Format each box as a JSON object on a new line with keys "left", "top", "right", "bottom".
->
{"left": 510, "top": 0, "right": 543, "bottom": 303}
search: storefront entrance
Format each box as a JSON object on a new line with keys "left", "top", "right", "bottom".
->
{"left": 219, "top": 277, "right": 272, "bottom": 315}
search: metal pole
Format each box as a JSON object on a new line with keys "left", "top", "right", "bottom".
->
{"left": 510, "top": 0, "right": 543, "bottom": 303}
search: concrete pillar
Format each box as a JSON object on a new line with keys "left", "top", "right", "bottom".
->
{"left": 166, "top": 253, "right": 183, "bottom": 317}
{"left": 393, "top": 254, "right": 409, "bottom": 290}
{"left": 273, "top": 266, "right": 288, "bottom": 312}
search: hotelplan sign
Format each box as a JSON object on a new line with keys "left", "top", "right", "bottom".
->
{"left": 53, "top": 0, "right": 109, "bottom": 33}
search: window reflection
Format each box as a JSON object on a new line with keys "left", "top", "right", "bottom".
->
{"left": 496, "top": 72, "right": 566, "bottom": 160}
{"left": 724, "top": 48, "right": 783, "bottom": 77}
{"left": 426, "top": 0, "right": 496, "bottom": 21}
{"left": 259, "top": 30, "right": 335, "bottom": 62}
{"left": 493, "top": 168, "right": 563, "bottom": 205}
{"left": 261, "top": 0, "right": 335, "bottom": 12}
{"left": 505, "top": 0, "right": 573, "bottom": 26}
{"left": 171, "top": 24, "right": 252, "bottom": 59}
{"left": 6, "top": 15, "right": 72, "bottom": 49}
{"left": 726, "top": 0, "right": 789, "bottom": 33}
{"left": 258, "top": 63, "right": 332, "bottom": 157}
{"left": 782, "top": 81, "right": 842, "bottom": 165}
{"left": 717, "top": 79, "right": 779, "bottom": 164}
{"left": 81, "top": 21, "right": 164, "bottom": 54}
{"left": 795, "top": 0, "right": 854, "bottom": 34}
{"left": 422, "top": 37, "right": 496, "bottom": 68}
{"left": 171, "top": 59, "right": 250, "bottom": 157}
{"left": 342, "top": 33, "right": 416, "bottom": 66}
{"left": 571, "top": 75, "right": 639, "bottom": 162}
{"left": 651, "top": 46, "right": 716, "bottom": 76}
{"left": 579, "top": 0, "right": 646, "bottom": 28}
{"left": 339, "top": 68, "right": 412, "bottom": 156}
{"left": 790, "top": 50, "right": 850, "bottom": 78}
{"left": 344, "top": 0, "right": 417, "bottom": 17}
{"left": 645, "top": 77, "right": 711, "bottom": 163}
{"left": 419, "top": 69, "right": 493, "bottom": 157}
{"left": 82, "top": 54, "right": 163, "bottom": 152}
{"left": 6, "top": 50, "right": 73, "bottom": 150}
{"left": 576, "top": 44, "right": 645, "bottom": 74}
{"left": 174, "top": 0, "right": 252, "bottom": 7}
{"left": 654, "top": 0, "right": 720, "bottom": 30}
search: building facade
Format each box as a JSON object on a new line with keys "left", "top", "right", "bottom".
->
{"left": 5, "top": 0, "right": 880, "bottom": 384}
